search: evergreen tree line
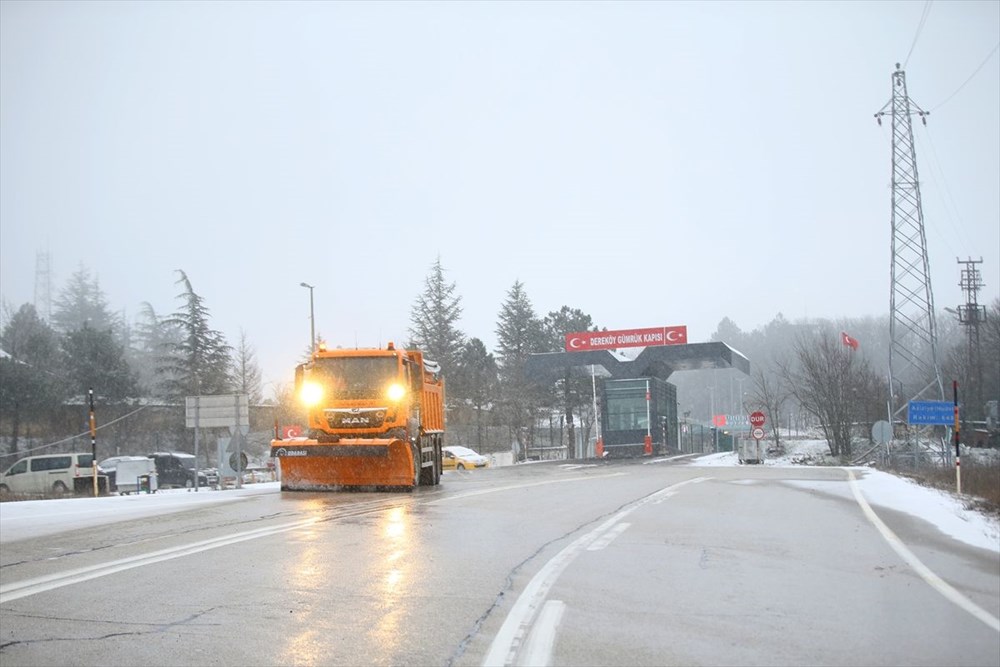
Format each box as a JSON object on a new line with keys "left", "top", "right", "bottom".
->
{"left": 2, "top": 259, "right": 997, "bottom": 462}
{"left": 407, "top": 259, "right": 1000, "bottom": 461}
{"left": 1, "top": 268, "right": 261, "bottom": 455}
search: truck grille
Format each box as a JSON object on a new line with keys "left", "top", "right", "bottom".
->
{"left": 324, "top": 408, "right": 387, "bottom": 430}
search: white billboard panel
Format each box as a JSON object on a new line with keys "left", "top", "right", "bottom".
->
{"left": 185, "top": 394, "right": 249, "bottom": 428}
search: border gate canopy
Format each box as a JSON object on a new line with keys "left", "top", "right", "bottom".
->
{"left": 524, "top": 341, "right": 750, "bottom": 384}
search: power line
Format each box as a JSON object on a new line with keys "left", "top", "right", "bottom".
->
{"left": 12, "top": 405, "right": 148, "bottom": 456}
{"left": 904, "top": 1, "right": 933, "bottom": 69}
{"left": 931, "top": 41, "right": 1000, "bottom": 111}
{"left": 918, "top": 125, "right": 975, "bottom": 255}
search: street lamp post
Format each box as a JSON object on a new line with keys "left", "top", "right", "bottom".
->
{"left": 300, "top": 282, "right": 315, "bottom": 353}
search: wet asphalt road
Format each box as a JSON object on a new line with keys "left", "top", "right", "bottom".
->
{"left": 1, "top": 458, "right": 998, "bottom": 666}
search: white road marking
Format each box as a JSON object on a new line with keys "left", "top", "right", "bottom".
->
{"left": 0, "top": 517, "right": 321, "bottom": 604}
{"left": 847, "top": 469, "right": 1000, "bottom": 633}
{"left": 586, "top": 522, "right": 630, "bottom": 551}
{"left": 482, "top": 476, "right": 710, "bottom": 667}
{"left": 642, "top": 454, "right": 697, "bottom": 465}
{"left": 521, "top": 600, "right": 565, "bottom": 667}
{"left": 427, "top": 473, "right": 627, "bottom": 505}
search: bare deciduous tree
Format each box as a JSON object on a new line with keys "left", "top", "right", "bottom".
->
{"left": 234, "top": 329, "right": 263, "bottom": 405}
{"left": 749, "top": 362, "right": 791, "bottom": 453}
{"left": 785, "top": 330, "right": 882, "bottom": 459}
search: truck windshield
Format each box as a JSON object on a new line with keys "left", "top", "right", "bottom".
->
{"left": 310, "top": 356, "right": 399, "bottom": 399}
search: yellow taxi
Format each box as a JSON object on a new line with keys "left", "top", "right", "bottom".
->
{"left": 441, "top": 446, "right": 489, "bottom": 470}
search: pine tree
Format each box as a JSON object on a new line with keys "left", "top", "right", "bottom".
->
{"left": 130, "top": 302, "right": 182, "bottom": 397}
{"left": 542, "top": 306, "right": 599, "bottom": 458}
{"left": 157, "top": 270, "right": 233, "bottom": 400}
{"left": 62, "top": 324, "right": 139, "bottom": 403}
{"left": 0, "top": 304, "right": 66, "bottom": 453}
{"left": 495, "top": 281, "right": 546, "bottom": 460}
{"left": 51, "top": 264, "right": 120, "bottom": 336}
{"left": 453, "top": 337, "right": 499, "bottom": 447}
{"left": 408, "top": 258, "right": 466, "bottom": 387}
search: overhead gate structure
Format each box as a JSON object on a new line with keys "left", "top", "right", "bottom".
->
{"left": 524, "top": 342, "right": 750, "bottom": 458}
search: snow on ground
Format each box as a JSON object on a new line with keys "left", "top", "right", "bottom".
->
{"left": 0, "top": 483, "right": 280, "bottom": 542}
{"left": 1, "top": 441, "right": 997, "bottom": 553}
{"left": 689, "top": 439, "right": 1000, "bottom": 553}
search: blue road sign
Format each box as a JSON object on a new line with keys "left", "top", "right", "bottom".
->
{"left": 908, "top": 400, "right": 956, "bottom": 425}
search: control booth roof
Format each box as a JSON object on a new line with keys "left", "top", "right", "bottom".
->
{"left": 524, "top": 342, "right": 750, "bottom": 384}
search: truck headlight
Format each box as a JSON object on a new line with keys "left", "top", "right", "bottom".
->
{"left": 386, "top": 383, "right": 406, "bottom": 401}
{"left": 300, "top": 381, "right": 324, "bottom": 407}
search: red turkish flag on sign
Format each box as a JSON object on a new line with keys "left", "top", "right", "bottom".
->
{"left": 840, "top": 331, "right": 859, "bottom": 350}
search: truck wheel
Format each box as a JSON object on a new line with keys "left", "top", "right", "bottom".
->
{"left": 418, "top": 438, "right": 438, "bottom": 486}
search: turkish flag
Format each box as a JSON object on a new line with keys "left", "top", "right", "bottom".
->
{"left": 841, "top": 332, "right": 859, "bottom": 350}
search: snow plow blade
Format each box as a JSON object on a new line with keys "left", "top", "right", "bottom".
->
{"left": 270, "top": 438, "right": 416, "bottom": 490}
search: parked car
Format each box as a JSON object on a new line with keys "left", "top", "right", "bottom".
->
{"left": 147, "top": 452, "right": 219, "bottom": 488}
{"left": 0, "top": 452, "right": 108, "bottom": 496}
{"left": 442, "top": 446, "right": 490, "bottom": 470}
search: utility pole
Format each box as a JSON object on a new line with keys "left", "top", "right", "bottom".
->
{"left": 955, "top": 257, "right": 986, "bottom": 420}
{"left": 300, "top": 282, "right": 315, "bottom": 353}
{"left": 875, "top": 64, "right": 945, "bottom": 435}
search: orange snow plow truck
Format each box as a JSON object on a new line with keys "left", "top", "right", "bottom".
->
{"left": 270, "top": 342, "right": 444, "bottom": 490}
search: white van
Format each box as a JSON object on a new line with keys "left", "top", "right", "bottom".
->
{"left": 0, "top": 453, "right": 108, "bottom": 496}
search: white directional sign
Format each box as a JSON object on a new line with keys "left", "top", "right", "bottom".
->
{"left": 185, "top": 394, "right": 249, "bottom": 428}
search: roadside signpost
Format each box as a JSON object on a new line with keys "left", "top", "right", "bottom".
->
{"left": 741, "top": 412, "right": 767, "bottom": 465}
{"left": 185, "top": 394, "right": 250, "bottom": 491}
{"left": 871, "top": 420, "right": 893, "bottom": 444}
{"left": 89, "top": 388, "right": 98, "bottom": 497}
{"left": 907, "top": 400, "right": 955, "bottom": 425}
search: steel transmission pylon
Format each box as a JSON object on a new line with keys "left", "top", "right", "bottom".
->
{"left": 875, "top": 64, "right": 945, "bottom": 419}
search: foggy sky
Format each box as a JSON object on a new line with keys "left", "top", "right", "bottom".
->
{"left": 2, "top": 1, "right": 998, "bottom": 395}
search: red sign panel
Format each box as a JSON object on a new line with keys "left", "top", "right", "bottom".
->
{"left": 282, "top": 425, "right": 303, "bottom": 439}
{"left": 565, "top": 326, "right": 687, "bottom": 352}
{"left": 749, "top": 411, "right": 766, "bottom": 427}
